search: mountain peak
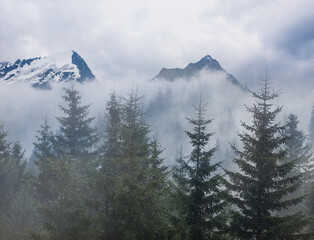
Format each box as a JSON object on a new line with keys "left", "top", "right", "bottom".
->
{"left": 0, "top": 50, "right": 95, "bottom": 89}
{"left": 201, "top": 55, "right": 214, "bottom": 62}
{"left": 152, "top": 55, "right": 224, "bottom": 81}
{"left": 152, "top": 55, "right": 246, "bottom": 90}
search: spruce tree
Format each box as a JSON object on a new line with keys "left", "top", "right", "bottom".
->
{"left": 55, "top": 86, "right": 99, "bottom": 161}
{"left": 111, "top": 89, "right": 169, "bottom": 239}
{"left": 173, "top": 100, "right": 227, "bottom": 240}
{"left": 0, "top": 129, "right": 27, "bottom": 213}
{"left": 283, "top": 114, "right": 312, "bottom": 171}
{"left": 308, "top": 181, "right": 314, "bottom": 233}
{"left": 226, "top": 79, "right": 311, "bottom": 239}
{"left": 171, "top": 147, "right": 190, "bottom": 240}
{"left": 34, "top": 87, "right": 99, "bottom": 240}
{"left": 94, "top": 91, "right": 123, "bottom": 239}
{"left": 0, "top": 126, "right": 35, "bottom": 239}
{"left": 307, "top": 106, "right": 314, "bottom": 234}
{"left": 33, "top": 117, "right": 56, "bottom": 200}
{"left": 113, "top": 89, "right": 152, "bottom": 239}
{"left": 281, "top": 114, "right": 313, "bottom": 213}
{"left": 0, "top": 124, "right": 12, "bottom": 208}
{"left": 147, "top": 135, "right": 170, "bottom": 239}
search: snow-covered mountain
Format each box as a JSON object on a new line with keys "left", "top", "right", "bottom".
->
{"left": 0, "top": 50, "right": 95, "bottom": 89}
{"left": 152, "top": 55, "right": 246, "bottom": 90}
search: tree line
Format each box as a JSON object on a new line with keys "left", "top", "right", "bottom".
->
{"left": 1, "top": 79, "right": 314, "bottom": 240}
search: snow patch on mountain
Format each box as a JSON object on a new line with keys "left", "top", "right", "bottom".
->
{"left": 0, "top": 50, "right": 95, "bottom": 89}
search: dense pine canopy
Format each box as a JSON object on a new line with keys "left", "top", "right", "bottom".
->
{"left": 0, "top": 84, "right": 313, "bottom": 240}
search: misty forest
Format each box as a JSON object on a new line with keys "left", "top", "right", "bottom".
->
{"left": 0, "top": 77, "right": 314, "bottom": 240}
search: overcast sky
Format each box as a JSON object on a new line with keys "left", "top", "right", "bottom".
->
{"left": 1, "top": 0, "right": 314, "bottom": 87}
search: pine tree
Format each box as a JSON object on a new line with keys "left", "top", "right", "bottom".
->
{"left": 173, "top": 100, "right": 228, "bottom": 240}
{"left": 171, "top": 147, "right": 190, "bottom": 240}
{"left": 101, "top": 91, "right": 122, "bottom": 159}
{"left": 281, "top": 114, "right": 313, "bottom": 213}
{"left": 308, "top": 181, "right": 314, "bottom": 233}
{"left": 9, "top": 141, "right": 27, "bottom": 190}
{"left": 34, "top": 117, "right": 54, "bottom": 161}
{"left": 111, "top": 89, "right": 169, "bottom": 239}
{"left": 147, "top": 134, "right": 170, "bottom": 239}
{"left": 226, "top": 79, "right": 311, "bottom": 239}
{"left": 0, "top": 130, "right": 27, "bottom": 214}
{"left": 94, "top": 91, "right": 123, "bottom": 239}
{"left": 0, "top": 126, "right": 35, "bottom": 240}
{"left": 0, "top": 124, "right": 12, "bottom": 208}
{"left": 34, "top": 87, "right": 99, "bottom": 240}
{"left": 55, "top": 86, "right": 99, "bottom": 162}
{"left": 113, "top": 89, "right": 152, "bottom": 239}
{"left": 33, "top": 117, "right": 56, "bottom": 200}
{"left": 306, "top": 106, "right": 314, "bottom": 234}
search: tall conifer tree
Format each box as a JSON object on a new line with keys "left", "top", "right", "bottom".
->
{"left": 111, "top": 89, "right": 169, "bottom": 239}
{"left": 281, "top": 114, "right": 313, "bottom": 212}
{"left": 0, "top": 126, "right": 34, "bottom": 239}
{"left": 34, "top": 87, "right": 99, "bottom": 240}
{"left": 33, "top": 117, "right": 56, "bottom": 200}
{"left": 306, "top": 105, "right": 314, "bottom": 234}
{"left": 55, "top": 86, "right": 99, "bottom": 161}
{"left": 173, "top": 100, "right": 227, "bottom": 240}
{"left": 95, "top": 91, "right": 123, "bottom": 239}
{"left": 226, "top": 79, "right": 310, "bottom": 239}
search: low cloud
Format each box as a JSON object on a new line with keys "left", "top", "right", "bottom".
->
{"left": 1, "top": 67, "right": 312, "bottom": 169}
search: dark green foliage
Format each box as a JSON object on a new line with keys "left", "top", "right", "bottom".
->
{"left": 94, "top": 91, "right": 123, "bottom": 238}
{"left": 147, "top": 135, "right": 171, "bottom": 239}
{"left": 38, "top": 156, "right": 92, "bottom": 240}
{"left": 283, "top": 114, "right": 313, "bottom": 170}
{"left": 226, "top": 79, "right": 311, "bottom": 239}
{"left": 0, "top": 125, "right": 13, "bottom": 209}
{"left": 173, "top": 100, "right": 227, "bottom": 240}
{"left": 171, "top": 148, "right": 190, "bottom": 240}
{"left": 3, "top": 80, "right": 313, "bottom": 239}
{"left": 33, "top": 118, "right": 56, "bottom": 200}
{"left": 55, "top": 87, "right": 99, "bottom": 160}
{"left": 34, "top": 117, "right": 54, "bottom": 160}
{"left": 0, "top": 126, "right": 37, "bottom": 239}
{"left": 34, "top": 87, "right": 100, "bottom": 240}
{"left": 95, "top": 89, "right": 170, "bottom": 239}
{"left": 308, "top": 181, "right": 314, "bottom": 233}
{"left": 112, "top": 90, "right": 163, "bottom": 239}
{"left": 281, "top": 114, "right": 313, "bottom": 215}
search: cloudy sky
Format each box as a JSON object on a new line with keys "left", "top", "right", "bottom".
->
{"left": 1, "top": 0, "right": 314, "bottom": 159}
{"left": 1, "top": 0, "right": 314, "bottom": 87}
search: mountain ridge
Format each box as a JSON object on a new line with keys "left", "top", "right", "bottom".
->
{"left": 152, "top": 55, "right": 246, "bottom": 90}
{"left": 0, "top": 50, "right": 95, "bottom": 89}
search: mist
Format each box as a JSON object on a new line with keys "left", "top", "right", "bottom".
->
{"left": 1, "top": 68, "right": 313, "bottom": 168}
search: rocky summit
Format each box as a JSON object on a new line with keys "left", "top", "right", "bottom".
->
{"left": 152, "top": 55, "right": 246, "bottom": 89}
{"left": 0, "top": 50, "right": 95, "bottom": 89}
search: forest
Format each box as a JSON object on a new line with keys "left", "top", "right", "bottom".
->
{"left": 1, "top": 78, "right": 314, "bottom": 240}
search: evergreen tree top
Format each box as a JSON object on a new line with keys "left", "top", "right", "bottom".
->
{"left": 0, "top": 124, "right": 11, "bottom": 158}
{"left": 227, "top": 78, "right": 311, "bottom": 239}
{"left": 55, "top": 87, "right": 99, "bottom": 158}
{"left": 185, "top": 100, "right": 214, "bottom": 150}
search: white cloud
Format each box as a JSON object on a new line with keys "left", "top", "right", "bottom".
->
{"left": 1, "top": 0, "right": 314, "bottom": 85}
{"left": 0, "top": 0, "right": 313, "bottom": 164}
